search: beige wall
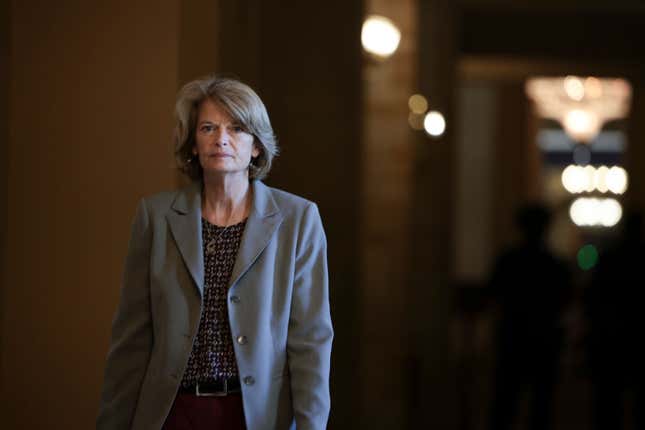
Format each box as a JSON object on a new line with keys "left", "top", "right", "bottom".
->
{"left": 4, "top": 1, "right": 183, "bottom": 427}
{"left": 178, "top": 0, "right": 219, "bottom": 86}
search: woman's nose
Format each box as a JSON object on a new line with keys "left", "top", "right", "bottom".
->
{"left": 215, "top": 128, "right": 229, "bottom": 145}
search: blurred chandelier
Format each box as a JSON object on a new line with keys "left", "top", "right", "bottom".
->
{"left": 525, "top": 76, "right": 632, "bottom": 143}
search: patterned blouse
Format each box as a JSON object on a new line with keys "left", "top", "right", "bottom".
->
{"left": 180, "top": 218, "right": 246, "bottom": 386}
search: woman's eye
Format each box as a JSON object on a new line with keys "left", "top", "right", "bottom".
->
{"left": 200, "top": 124, "right": 214, "bottom": 133}
{"left": 232, "top": 125, "right": 244, "bottom": 133}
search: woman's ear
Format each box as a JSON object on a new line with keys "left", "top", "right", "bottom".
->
{"left": 252, "top": 143, "right": 261, "bottom": 158}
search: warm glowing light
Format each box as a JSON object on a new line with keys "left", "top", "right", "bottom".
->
{"left": 570, "top": 197, "right": 622, "bottom": 227}
{"left": 562, "top": 165, "right": 590, "bottom": 194}
{"left": 361, "top": 15, "right": 401, "bottom": 58}
{"left": 585, "top": 77, "right": 603, "bottom": 98}
{"left": 408, "top": 112, "right": 425, "bottom": 130}
{"left": 595, "top": 166, "right": 609, "bottom": 193}
{"left": 564, "top": 76, "right": 585, "bottom": 101}
{"left": 561, "top": 165, "right": 629, "bottom": 194}
{"left": 600, "top": 199, "right": 623, "bottom": 226}
{"left": 424, "top": 111, "right": 446, "bottom": 137}
{"left": 563, "top": 109, "right": 601, "bottom": 142}
{"left": 606, "top": 166, "right": 628, "bottom": 194}
{"left": 569, "top": 199, "right": 588, "bottom": 226}
{"left": 525, "top": 76, "right": 631, "bottom": 143}
{"left": 408, "top": 94, "right": 428, "bottom": 114}
{"left": 583, "top": 166, "right": 596, "bottom": 193}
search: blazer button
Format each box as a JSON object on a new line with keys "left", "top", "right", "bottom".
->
{"left": 230, "top": 295, "right": 240, "bottom": 304}
{"left": 243, "top": 376, "right": 255, "bottom": 386}
{"left": 237, "top": 335, "right": 248, "bottom": 345}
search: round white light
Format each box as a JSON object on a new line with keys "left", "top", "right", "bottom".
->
{"left": 569, "top": 197, "right": 622, "bottom": 227}
{"left": 562, "top": 165, "right": 629, "bottom": 195}
{"left": 595, "top": 165, "right": 609, "bottom": 193}
{"left": 599, "top": 199, "right": 622, "bottom": 227}
{"left": 583, "top": 165, "right": 596, "bottom": 193}
{"left": 423, "top": 110, "right": 446, "bottom": 137}
{"left": 361, "top": 15, "right": 401, "bottom": 59}
{"left": 606, "top": 166, "right": 628, "bottom": 194}
{"left": 562, "top": 165, "right": 585, "bottom": 193}
{"left": 563, "top": 109, "right": 601, "bottom": 142}
{"left": 564, "top": 76, "right": 585, "bottom": 101}
{"left": 570, "top": 198, "right": 593, "bottom": 226}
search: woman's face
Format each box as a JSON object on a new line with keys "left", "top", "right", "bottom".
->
{"left": 193, "top": 99, "right": 260, "bottom": 179}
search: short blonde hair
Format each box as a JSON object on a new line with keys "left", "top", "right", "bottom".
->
{"left": 174, "top": 76, "right": 278, "bottom": 181}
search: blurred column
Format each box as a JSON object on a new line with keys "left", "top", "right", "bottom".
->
{"left": 361, "top": 0, "right": 417, "bottom": 428}
{"left": 492, "top": 83, "right": 540, "bottom": 251}
{"left": 0, "top": 0, "right": 9, "bottom": 416}
{"left": 406, "top": 0, "right": 458, "bottom": 428}
{"left": 454, "top": 83, "right": 497, "bottom": 283}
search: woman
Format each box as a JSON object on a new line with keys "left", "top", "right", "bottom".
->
{"left": 97, "top": 76, "right": 333, "bottom": 430}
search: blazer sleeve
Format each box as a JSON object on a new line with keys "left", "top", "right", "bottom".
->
{"left": 97, "top": 198, "right": 154, "bottom": 430}
{"left": 288, "top": 202, "right": 334, "bottom": 430}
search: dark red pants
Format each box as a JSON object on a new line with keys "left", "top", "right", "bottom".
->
{"left": 162, "top": 392, "right": 246, "bottom": 430}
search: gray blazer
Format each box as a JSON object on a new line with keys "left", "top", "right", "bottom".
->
{"left": 97, "top": 180, "right": 333, "bottom": 430}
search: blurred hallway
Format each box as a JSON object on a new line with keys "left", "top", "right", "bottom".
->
{"left": 454, "top": 288, "right": 643, "bottom": 430}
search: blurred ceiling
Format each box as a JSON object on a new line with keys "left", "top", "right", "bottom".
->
{"left": 456, "top": 0, "right": 645, "bottom": 79}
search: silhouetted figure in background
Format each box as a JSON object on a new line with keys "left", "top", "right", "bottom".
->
{"left": 586, "top": 212, "right": 645, "bottom": 430}
{"left": 488, "top": 205, "right": 571, "bottom": 430}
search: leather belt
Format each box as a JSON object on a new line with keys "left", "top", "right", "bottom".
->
{"left": 180, "top": 378, "right": 241, "bottom": 396}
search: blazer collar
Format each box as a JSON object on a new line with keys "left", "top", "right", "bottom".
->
{"left": 166, "top": 181, "right": 204, "bottom": 295}
{"left": 166, "top": 180, "right": 283, "bottom": 297}
{"left": 229, "top": 180, "right": 283, "bottom": 289}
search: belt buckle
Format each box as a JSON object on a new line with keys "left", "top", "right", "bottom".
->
{"left": 195, "top": 380, "right": 228, "bottom": 397}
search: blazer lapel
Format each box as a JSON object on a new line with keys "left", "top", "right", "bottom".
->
{"left": 229, "top": 180, "right": 283, "bottom": 289}
{"left": 166, "top": 182, "right": 205, "bottom": 297}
